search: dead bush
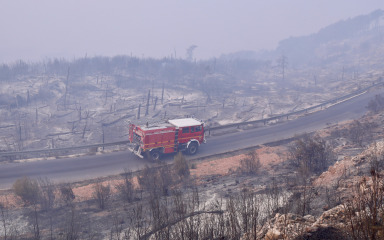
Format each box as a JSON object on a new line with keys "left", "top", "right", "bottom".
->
{"left": 60, "top": 183, "right": 75, "bottom": 205}
{"left": 157, "top": 163, "right": 174, "bottom": 196}
{"left": 37, "top": 177, "right": 56, "bottom": 211}
{"left": 138, "top": 164, "right": 174, "bottom": 196}
{"left": 60, "top": 205, "right": 83, "bottom": 240}
{"left": 366, "top": 142, "right": 384, "bottom": 174}
{"left": 265, "top": 177, "right": 281, "bottom": 216}
{"left": 344, "top": 169, "right": 384, "bottom": 239}
{"left": 0, "top": 197, "right": 20, "bottom": 240}
{"left": 116, "top": 169, "right": 135, "bottom": 202}
{"left": 138, "top": 165, "right": 158, "bottom": 191}
{"left": 293, "top": 226, "right": 348, "bottom": 240}
{"left": 289, "top": 134, "right": 333, "bottom": 175}
{"left": 292, "top": 178, "right": 318, "bottom": 216}
{"left": 367, "top": 94, "right": 384, "bottom": 113}
{"left": 13, "top": 177, "right": 40, "bottom": 205}
{"left": 238, "top": 150, "right": 261, "bottom": 175}
{"left": 174, "top": 152, "right": 190, "bottom": 179}
{"left": 346, "top": 120, "right": 376, "bottom": 147}
{"left": 93, "top": 179, "right": 111, "bottom": 210}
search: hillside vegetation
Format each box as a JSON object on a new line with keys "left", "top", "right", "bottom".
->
{"left": 0, "top": 10, "right": 384, "bottom": 153}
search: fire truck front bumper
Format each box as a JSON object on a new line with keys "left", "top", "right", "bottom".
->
{"left": 128, "top": 145, "right": 144, "bottom": 158}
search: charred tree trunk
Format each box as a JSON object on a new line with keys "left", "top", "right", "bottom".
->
{"left": 153, "top": 96, "right": 158, "bottom": 111}
{"left": 64, "top": 67, "right": 70, "bottom": 109}
{"left": 161, "top": 83, "right": 165, "bottom": 104}
{"left": 137, "top": 104, "right": 141, "bottom": 119}
{"left": 145, "top": 90, "right": 150, "bottom": 116}
{"left": 35, "top": 107, "right": 38, "bottom": 125}
{"left": 27, "top": 90, "right": 30, "bottom": 105}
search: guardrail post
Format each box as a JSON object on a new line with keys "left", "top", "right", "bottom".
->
{"left": 102, "top": 126, "right": 105, "bottom": 151}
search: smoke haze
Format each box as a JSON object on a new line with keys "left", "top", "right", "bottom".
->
{"left": 1, "top": 0, "right": 383, "bottom": 63}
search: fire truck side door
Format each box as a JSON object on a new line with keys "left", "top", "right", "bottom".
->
{"left": 191, "top": 125, "right": 204, "bottom": 142}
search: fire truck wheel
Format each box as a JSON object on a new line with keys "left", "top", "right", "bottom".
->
{"left": 187, "top": 142, "right": 198, "bottom": 155}
{"left": 149, "top": 150, "right": 161, "bottom": 161}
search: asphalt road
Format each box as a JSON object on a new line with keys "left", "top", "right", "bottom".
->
{"left": 0, "top": 89, "right": 383, "bottom": 189}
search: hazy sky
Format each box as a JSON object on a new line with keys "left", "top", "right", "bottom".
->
{"left": 1, "top": 0, "right": 383, "bottom": 63}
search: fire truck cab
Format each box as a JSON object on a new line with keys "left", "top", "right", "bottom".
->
{"left": 129, "top": 118, "right": 205, "bottom": 160}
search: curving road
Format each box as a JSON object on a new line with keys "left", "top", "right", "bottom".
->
{"left": 0, "top": 89, "right": 383, "bottom": 189}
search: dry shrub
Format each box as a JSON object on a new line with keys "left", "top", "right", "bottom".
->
{"left": 346, "top": 120, "right": 376, "bottom": 147}
{"left": 293, "top": 226, "right": 348, "bottom": 240}
{"left": 37, "top": 177, "right": 56, "bottom": 211}
{"left": 138, "top": 165, "right": 157, "bottom": 191}
{"left": 238, "top": 151, "right": 261, "bottom": 175}
{"left": 13, "top": 177, "right": 40, "bottom": 205}
{"left": 138, "top": 164, "right": 174, "bottom": 196}
{"left": 367, "top": 94, "right": 384, "bottom": 113}
{"left": 289, "top": 134, "right": 332, "bottom": 175}
{"left": 157, "top": 163, "right": 174, "bottom": 195}
{"left": 93, "top": 179, "right": 111, "bottom": 210}
{"left": 344, "top": 169, "right": 384, "bottom": 240}
{"left": 174, "top": 152, "right": 190, "bottom": 178}
{"left": 60, "top": 183, "right": 75, "bottom": 205}
{"left": 116, "top": 169, "right": 135, "bottom": 202}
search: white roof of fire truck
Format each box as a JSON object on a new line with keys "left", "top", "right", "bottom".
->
{"left": 168, "top": 118, "right": 202, "bottom": 128}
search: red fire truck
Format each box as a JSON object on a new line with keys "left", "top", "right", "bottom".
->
{"left": 128, "top": 118, "right": 206, "bottom": 160}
